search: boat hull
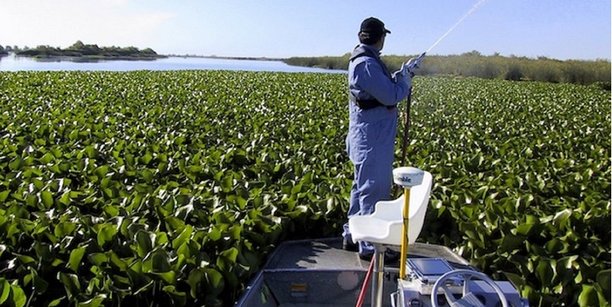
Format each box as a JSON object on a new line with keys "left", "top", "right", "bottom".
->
{"left": 235, "top": 238, "right": 473, "bottom": 306}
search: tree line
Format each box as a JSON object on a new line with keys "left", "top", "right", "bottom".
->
{"left": 285, "top": 51, "right": 611, "bottom": 86}
{"left": 0, "top": 45, "right": 9, "bottom": 56}
{"left": 1, "top": 41, "right": 164, "bottom": 60}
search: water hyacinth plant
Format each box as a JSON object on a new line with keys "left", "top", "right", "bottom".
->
{"left": 0, "top": 71, "right": 609, "bottom": 306}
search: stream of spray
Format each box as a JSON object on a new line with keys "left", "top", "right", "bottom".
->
{"left": 426, "top": 0, "right": 488, "bottom": 53}
{"left": 401, "top": 0, "right": 489, "bottom": 169}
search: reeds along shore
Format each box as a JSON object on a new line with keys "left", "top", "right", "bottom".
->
{"left": 285, "top": 51, "right": 611, "bottom": 86}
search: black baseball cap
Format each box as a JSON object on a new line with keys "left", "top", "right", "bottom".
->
{"left": 360, "top": 17, "right": 391, "bottom": 36}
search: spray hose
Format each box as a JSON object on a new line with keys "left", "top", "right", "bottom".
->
{"left": 355, "top": 257, "right": 375, "bottom": 307}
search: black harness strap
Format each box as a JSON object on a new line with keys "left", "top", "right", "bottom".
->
{"left": 349, "top": 46, "right": 395, "bottom": 110}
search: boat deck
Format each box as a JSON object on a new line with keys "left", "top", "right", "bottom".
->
{"left": 266, "top": 238, "right": 470, "bottom": 271}
{"left": 236, "top": 238, "right": 472, "bottom": 307}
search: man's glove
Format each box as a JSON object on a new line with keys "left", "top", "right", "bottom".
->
{"left": 393, "top": 67, "right": 412, "bottom": 89}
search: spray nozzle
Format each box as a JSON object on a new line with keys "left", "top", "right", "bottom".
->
{"left": 404, "top": 52, "right": 426, "bottom": 74}
{"left": 417, "top": 52, "right": 426, "bottom": 61}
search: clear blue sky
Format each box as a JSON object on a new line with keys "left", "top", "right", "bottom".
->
{"left": 1, "top": 0, "right": 610, "bottom": 60}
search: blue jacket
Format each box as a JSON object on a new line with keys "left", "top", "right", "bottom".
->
{"left": 347, "top": 44, "right": 410, "bottom": 124}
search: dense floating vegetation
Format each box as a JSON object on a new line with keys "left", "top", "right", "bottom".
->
{"left": 0, "top": 71, "right": 609, "bottom": 306}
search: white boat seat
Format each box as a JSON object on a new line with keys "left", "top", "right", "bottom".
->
{"left": 348, "top": 171, "right": 432, "bottom": 246}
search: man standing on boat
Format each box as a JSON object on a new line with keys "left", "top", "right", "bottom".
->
{"left": 343, "top": 17, "right": 417, "bottom": 259}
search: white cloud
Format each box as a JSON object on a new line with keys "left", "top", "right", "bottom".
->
{"left": 0, "top": 0, "right": 175, "bottom": 49}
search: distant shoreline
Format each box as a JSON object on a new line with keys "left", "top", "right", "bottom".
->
{"left": 5, "top": 52, "right": 286, "bottom": 64}
{"left": 7, "top": 52, "right": 285, "bottom": 63}
{"left": 11, "top": 54, "right": 165, "bottom": 62}
{"left": 164, "top": 54, "right": 285, "bottom": 62}
{"left": 12, "top": 41, "right": 166, "bottom": 62}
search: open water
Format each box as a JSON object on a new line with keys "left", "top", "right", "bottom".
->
{"left": 0, "top": 54, "right": 346, "bottom": 74}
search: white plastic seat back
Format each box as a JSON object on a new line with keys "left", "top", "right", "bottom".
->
{"left": 348, "top": 171, "right": 432, "bottom": 246}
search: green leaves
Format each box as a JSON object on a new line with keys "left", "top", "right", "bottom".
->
{"left": 415, "top": 77, "right": 610, "bottom": 306}
{"left": 0, "top": 70, "right": 347, "bottom": 305}
{"left": 0, "top": 279, "right": 11, "bottom": 305}
{"left": 9, "top": 284, "right": 26, "bottom": 307}
{"left": 96, "top": 223, "right": 118, "bottom": 248}
{"left": 68, "top": 246, "right": 86, "bottom": 272}
{"left": 58, "top": 272, "right": 81, "bottom": 300}
{"left": 0, "top": 72, "right": 608, "bottom": 306}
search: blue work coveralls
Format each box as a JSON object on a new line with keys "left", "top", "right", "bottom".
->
{"left": 344, "top": 44, "right": 410, "bottom": 256}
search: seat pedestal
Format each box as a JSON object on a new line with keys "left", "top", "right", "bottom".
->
{"left": 371, "top": 246, "right": 386, "bottom": 307}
